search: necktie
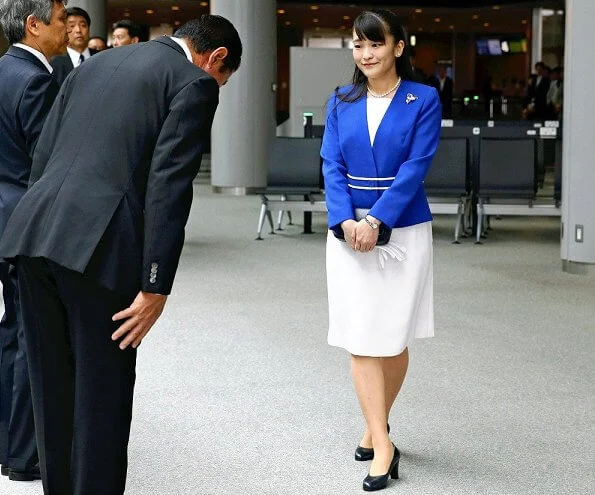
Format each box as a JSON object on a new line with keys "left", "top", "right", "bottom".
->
{"left": 79, "top": 53, "right": 85, "bottom": 66}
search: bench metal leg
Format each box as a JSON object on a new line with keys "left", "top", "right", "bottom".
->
{"left": 277, "top": 210, "right": 285, "bottom": 230}
{"left": 266, "top": 210, "right": 274, "bottom": 234}
{"left": 303, "top": 212, "right": 313, "bottom": 234}
{"left": 256, "top": 202, "right": 267, "bottom": 240}
{"left": 475, "top": 199, "right": 484, "bottom": 244}
{"left": 256, "top": 196, "right": 276, "bottom": 240}
{"left": 277, "top": 195, "right": 287, "bottom": 230}
{"left": 453, "top": 200, "right": 463, "bottom": 244}
{"left": 302, "top": 194, "right": 314, "bottom": 234}
{"left": 463, "top": 197, "right": 472, "bottom": 234}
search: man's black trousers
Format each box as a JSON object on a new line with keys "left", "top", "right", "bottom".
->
{"left": 18, "top": 257, "right": 137, "bottom": 495}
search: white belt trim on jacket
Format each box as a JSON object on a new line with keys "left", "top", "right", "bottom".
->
{"left": 347, "top": 173, "right": 396, "bottom": 181}
{"left": 348, "top": 184, "right": 390, "bottom": 190}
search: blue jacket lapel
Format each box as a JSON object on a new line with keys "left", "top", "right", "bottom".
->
{"left": 371, "top": 82, "right": 407, "bottom": 151}
{"left": 347, "top": 96, "right": 377, "bottom": 170}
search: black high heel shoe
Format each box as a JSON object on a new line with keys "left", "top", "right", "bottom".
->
{"left": 354, "top": 424, "right": 390, "bottom": 461}
{"left": 362, "top": 445, "right": 400, "bottom": 492}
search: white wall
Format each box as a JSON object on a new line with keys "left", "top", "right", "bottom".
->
{"left": 286, "top": 47, "right": 354, "bottom": 137}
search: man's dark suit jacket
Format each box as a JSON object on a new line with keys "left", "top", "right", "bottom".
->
{"left": 0, "top": 46, "right": 59, "bottom": 232}
{"left": 430, "top": 76, "right": 454, "bottom": 118}
{"left": 533, "top": 75, "right": 551, "bottom": 121}
{"left": 50, "top": 47, "right": 98, "bottom": 86}
{"left": 0, "top": 37, "right": 219, "bottom": 297}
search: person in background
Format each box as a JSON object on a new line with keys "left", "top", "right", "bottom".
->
{"left": 429, "top": 63, "right": 453, "bottom": 118}
{"left": 88, "top": 35, "right": 107, "bottom": 51}
{"left": 0, "top": 0, "right": 68, "bottom": 483}
{"left": 112, "top": 18, "right": 141, "bottom": 47}
{"left": 321, "top": 8, "right": 441, "bottom": 493}
{"left": 547, "top": 66, "right": 563, "bottom": 119}
{"left": 50, "top": 6, "right": 96, "bottom": 85}
{"left": 408, "top": 46, "right": 426, "bottom": 84}
{"left": 532, "top": 61, "right": 551, "bottom": 120}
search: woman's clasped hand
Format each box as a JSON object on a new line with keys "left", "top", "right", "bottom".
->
{"left": 341, "top": 218, "right": 380, "bottom": 252}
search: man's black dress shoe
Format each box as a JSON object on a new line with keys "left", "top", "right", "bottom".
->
{"left": 8, "top": 465, "right": 41, "bottom": 482}
{"left": 1, "top": 465, "right": 9, "bottom": 476}
{"left": 362, "top": 445, "right": 400, "bottom": 492}
{"left": 354, "top": 424, "right": 390, "bottom": 461}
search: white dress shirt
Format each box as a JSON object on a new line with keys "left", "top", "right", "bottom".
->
{"left": 12, "top": 43, "right": 53, "bottom": 73}
{"left": 170, "top": 37, "right": 193, "bottom": 63}
{"left": 67, "top": 46, "right": 91, "bottom": 68}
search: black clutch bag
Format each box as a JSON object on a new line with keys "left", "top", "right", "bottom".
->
{"left": 332, "top": 223, "right": 392, "bottom": 246}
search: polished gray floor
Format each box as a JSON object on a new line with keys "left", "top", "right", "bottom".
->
{"left": 1, "top": 184, "right": 593, "bottom": 494}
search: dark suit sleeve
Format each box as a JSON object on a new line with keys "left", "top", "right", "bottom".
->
{"left": 50, "top": 56, "right": 71, "bottom": 87}
{"left": 368, "top": 88, "right": 442, "bottom": 226}
{"left": 18, "top": 73, "right": 59, "bottom": 157}
{"left": 29, "top": 73, "right": 75, "bottom": 185}
{"left": 142, "top": 76, "right": 219, "bottom": 294}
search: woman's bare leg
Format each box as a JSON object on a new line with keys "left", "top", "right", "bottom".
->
{"left": 351, "top": 355, "right": 394, "bottom": 475}
{"left": 358, "top": 348, "right": 409, "bottom": 449}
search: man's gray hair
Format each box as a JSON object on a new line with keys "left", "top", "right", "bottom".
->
{"left": 0, "top": 0, "right": 67, "bottom": 45}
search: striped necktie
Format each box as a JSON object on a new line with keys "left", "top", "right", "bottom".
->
{"left": 78, "top": 53, "right": 85, "bottom": 66}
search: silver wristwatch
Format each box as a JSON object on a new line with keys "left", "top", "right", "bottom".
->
{"left": 364, "top": 216, "right": 379, "bottom": 230}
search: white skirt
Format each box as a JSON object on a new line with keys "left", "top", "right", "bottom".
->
{"left": 326, "top": 221, "right": 434, "bottom": 357}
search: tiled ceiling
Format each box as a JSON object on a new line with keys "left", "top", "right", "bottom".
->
{"left": 106, "top": 1, "right": 563, "bottom": 34}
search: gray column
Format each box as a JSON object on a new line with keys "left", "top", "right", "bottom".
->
{"left": 71, "top": 0, "right": 107, "bottom": 38}
{"left": 531, "top": 8, "right": 543, "bottom": 68}
{"left": 561, "top": 0, "right": 595, "bottom": 273}
{"left": 210, "top": 0, "right": 276, "bottom": 194}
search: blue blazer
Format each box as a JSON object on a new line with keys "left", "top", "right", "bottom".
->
{"left": 321, "top": 80, "right": 441, "bottom": 230}
{"left": 0, "top": 46, "right": 58, "bottom": 235}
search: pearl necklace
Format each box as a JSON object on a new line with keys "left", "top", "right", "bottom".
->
{"left": 367, "top": 78, "right": 402, "bottom": 98}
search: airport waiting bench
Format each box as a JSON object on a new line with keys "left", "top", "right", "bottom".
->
{"left": 425, "top": 126, "right": 474, "bottom": 243}
{"left": 256, "top": 133, "right": 467, "bottom": 243}
{"left": 474, "top": 126, "right": 561, "bottom": 243}
{"left": 256, "top": 122, "right": 562, "bottom": 243}
{"left": 255, "top": 137, "right": 324, "bottom": 240}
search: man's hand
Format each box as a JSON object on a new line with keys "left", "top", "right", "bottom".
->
{"left": 111, "top": 291, "right": 168, "bottom": 350}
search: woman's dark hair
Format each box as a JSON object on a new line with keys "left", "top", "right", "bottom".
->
{"left": 340, "top": 9, "right": 413, "bottom": 103}
{"left": 175, "top": 15, "right": 242, "bottom": 73}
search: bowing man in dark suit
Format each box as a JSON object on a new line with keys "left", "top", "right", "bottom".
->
{"left": 0, "top": 0, "right": 68, "bottom": 482}
{"left": 50, "top": 6, "right": 96, "bottom": 86}
{"left": 0, "top": 15, "right": 242, "bottom": 495}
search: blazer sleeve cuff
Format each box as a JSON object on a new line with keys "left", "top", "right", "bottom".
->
{"left": 141, "top": 261, "right": 173, "bottom": 295}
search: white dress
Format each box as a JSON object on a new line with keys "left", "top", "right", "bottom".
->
{"left": 326, "top": 96, "right": 434, "bottom": 357}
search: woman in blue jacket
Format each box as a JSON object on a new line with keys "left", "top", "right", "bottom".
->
{"left": 321, "top": 9, "right": 441, "bottom": 492}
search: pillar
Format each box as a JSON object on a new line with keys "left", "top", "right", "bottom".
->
{"left": 531, "top": 8, "right": 543, "bottom": 68}
{"left": 210, "top": 0, "right": 276, "bottom": 194}
{"left": 561, "top": 0, "right": 595, "bottom": 273}
{"left": 70, "top": 0, "right": 107, "bottom": 38}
